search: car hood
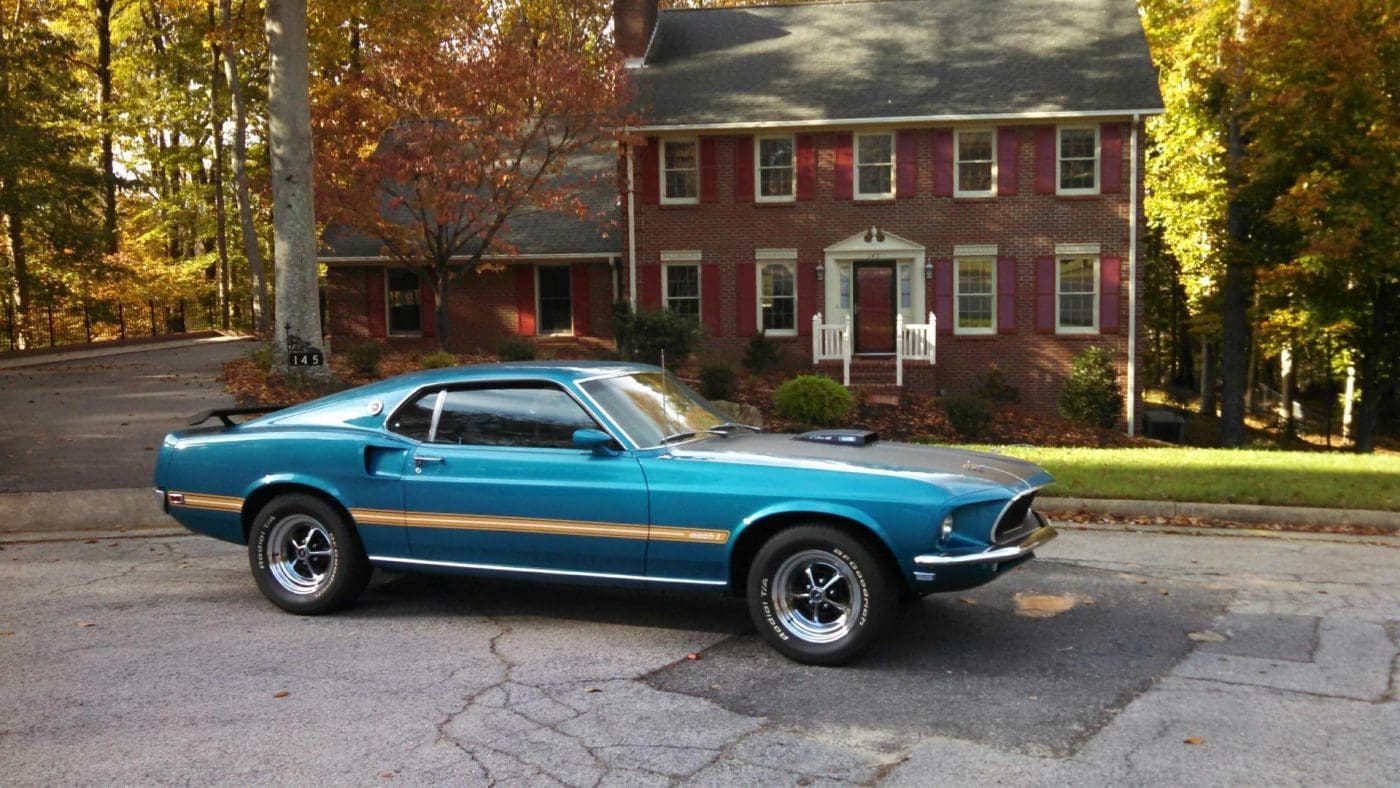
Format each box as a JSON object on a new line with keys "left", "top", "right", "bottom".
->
{"left": 666, "top": 433, "right": 1053, "bottom": 498}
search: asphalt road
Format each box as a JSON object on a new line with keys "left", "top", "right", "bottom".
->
{"left": 1, "top": 525, "right": 1396, "bottom": 785}
{"left": 0, "top": 340, "right": 250, "bottom": 492}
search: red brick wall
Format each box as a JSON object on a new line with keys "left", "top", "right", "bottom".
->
{"left": 622, "top": 123, "right": 1146, "bottom": 424}
{"left": 325, "top": 260, "right": 617, "bottom": 354}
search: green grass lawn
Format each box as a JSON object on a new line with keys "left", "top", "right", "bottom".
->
{"left": 958, "top": 446, "right": 1400, "bottom": 512}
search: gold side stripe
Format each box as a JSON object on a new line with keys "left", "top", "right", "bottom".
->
{"left": 348, "top": 507, "right": 729, "bottom": 545}
{"left": 172, "top": 492, "right": 244, "bottom": 513}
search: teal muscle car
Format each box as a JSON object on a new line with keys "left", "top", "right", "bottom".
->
{"left": 155, "top": 362, "right": 1057, "bottom": 665}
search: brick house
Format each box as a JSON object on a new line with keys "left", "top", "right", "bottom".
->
{"left": 323, "top": 0, "right": 1163, "bottom": 430}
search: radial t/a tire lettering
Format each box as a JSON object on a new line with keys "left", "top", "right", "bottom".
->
{"left": 746, "top": 524, "right": 895, "bottom": 665}
{"left": 248, "top": 493, "right": 370, "bottom": 615}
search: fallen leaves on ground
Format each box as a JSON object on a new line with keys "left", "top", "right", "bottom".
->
{"left": 0, "top": 631, "right": 14, "bottom": 637}
{"left": 1183, "top": 736, "right": 1206, "bottom": 745}
{"left": 685, "top": 652, "right": 702, "bottom": 661}
{"left": 1013, "top": 592, "right": 1079, "bottom": 618}
{"left": 75, "top": 621, "right": 96, "bottom": 628}
{"left": 272, "top": 690, "right": 290, "bottom": 698}
{"left": 1188, "top": 630, "right": 1227, "bottom": 642}
{"left": 1043, "top": 509, "right": 1395, "bottom": 537}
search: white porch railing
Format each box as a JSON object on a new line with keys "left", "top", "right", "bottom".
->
{"left": 811, "top": 312, "right": 852, "bottom": 386}
{"left": 896, "top": 312, "right": 937, "bottom": 387}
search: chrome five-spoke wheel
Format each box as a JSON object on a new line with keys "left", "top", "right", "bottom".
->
{"left": 748, "top": 524, "right": 895, "bottom": 666}
{"left": 249, "top": 493, "right": 370, "bottom": 615}
{"left": 770, "top": 550, "right": 863, "bottom": 644}
{"left": 265, "top": 514, "right": 336, "bottom": 595}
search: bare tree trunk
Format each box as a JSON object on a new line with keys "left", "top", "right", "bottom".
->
{"left": 1, "top": 188, "right": 29, "bottom": 350}
{"left": 95, "top": 0, "right": 118, "bottom": 255}
{"left": 221, "top": 0, "right": 269, "bottom": 334}
{"left": 1353, "top": 281, "right": 1395, "bottom": 453}
{"left": 264, "top": 0, "right": 327, "bottom": 375}
{"left": 209, "top": 3, "right": 230, "bottom": 330}
{"left": 1219, "top": 0, "right": 1252, "bottom": 447}
{"left": 1200, "top": 337, "right": 1217, "bottom": 417}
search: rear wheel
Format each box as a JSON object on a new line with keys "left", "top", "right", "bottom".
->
{"left": 746, "top": 525, "right": 895, "bottom": 665}
{"left": 248, "top": 493, "right": 370, "bottom": 615}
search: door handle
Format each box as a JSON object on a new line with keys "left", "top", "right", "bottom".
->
{"left": 413, "top": 455, "right": 444, "bottom": 474}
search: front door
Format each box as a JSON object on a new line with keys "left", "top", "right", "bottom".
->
{"left": 399, "top": 382, "right": 649, "bottom": 575}
{"left": 854, "top": 263, "right": 896, "bottom": 354}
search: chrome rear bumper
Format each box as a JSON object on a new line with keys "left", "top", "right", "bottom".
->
{"left": 913, "top": 524, "right": 1058, "bottom": 569}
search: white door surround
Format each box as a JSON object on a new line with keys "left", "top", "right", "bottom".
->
{"left": 822, "top": 228, "right": 927, "bottom": 346}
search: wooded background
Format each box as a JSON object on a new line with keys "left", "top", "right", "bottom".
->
{"left": 0, "top": 0, "right": 1394, "bottom": 449}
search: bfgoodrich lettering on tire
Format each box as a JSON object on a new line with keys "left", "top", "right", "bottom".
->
{"left": 746, "top": 524, "right": 895, "bottom": 665}
{"left": 249, "top": 493, "right": 370, "bottom": 615}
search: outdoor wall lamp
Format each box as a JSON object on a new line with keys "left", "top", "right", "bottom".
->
{"left": 815, "top": 263, "right": 825, "bottom": 281}
{"left": 924, "top": 261, "right": 934, "bottom": 280}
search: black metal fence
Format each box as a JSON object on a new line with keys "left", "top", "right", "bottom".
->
{"left": 1, "top": 298, "right": 224, "bottom": 353}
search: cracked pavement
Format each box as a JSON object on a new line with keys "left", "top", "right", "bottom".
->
{"left": 0, "top": 525, "right": 1396, "bottom": 785}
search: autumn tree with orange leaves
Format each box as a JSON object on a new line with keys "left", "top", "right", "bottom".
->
{"left": 313, "top": 0, "right": 630, "bottom": 349}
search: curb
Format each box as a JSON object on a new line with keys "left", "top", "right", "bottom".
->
{"left": 0, "top": 487, "right": 1394, "bottom": 537}
{"left": 0, "top": 333, "right": 252, "bottom": 370}
{"left": 1040, "top": 496, "right": 1399, "bottom": 532}
{"left": 0, "top": 488, "right": 170, "bottom": 534}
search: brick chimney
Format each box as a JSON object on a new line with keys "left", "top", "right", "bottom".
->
{"left": 613, "top": 0, "right": 658, "bottom": 62}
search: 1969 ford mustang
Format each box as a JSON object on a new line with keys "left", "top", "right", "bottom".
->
{"left": 155, "top": 362, "right": 1057, "bottom": 664}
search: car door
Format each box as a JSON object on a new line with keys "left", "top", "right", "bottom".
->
{"left": 400, "top": 381, "right": 649, "bottom": 577}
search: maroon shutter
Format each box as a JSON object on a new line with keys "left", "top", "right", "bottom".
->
{"left": 1035, "top": 126, "right": 1056, "bottom": 194}
{"left": 571, "top": 264, "right": 591, "bottom": 336}
{"left": 701, "top": 265, "right": 721, "bottom": 334}
{"left": 638, "top": 136, "right": 659, "bottom": 204}
{"left": 1099, "top": 123, "right": 1122, "bottom": 193}
{"left": 420, "top": 278, "right": 437, "bottom": 338}
{"left": 933, "top": 130, "right": 953, "bottom": 197}
{"left": 700, "top": 136, "right": 718, "bottom": 203}
{"left": 736, "top": 262, "right": 757, "bottom": 336}
{"left": 832, "top": 133, "right": 853, "bottom": 200}
{"left": 366, "top": 268, "right": 386, "bottom": 337}
{"left": 896, "top": 130, "right": 918, "bottom": 198}
{"left": 997, "top": 257, "right": 1016, "bottom": 334}
{"left": 1034, "top": 256, "right": 1055, "bottom": 333}
{"left": 997, "top": 127, "right": 1018, "bottom": 195}
{"left": 515, "top": 266, "right": 536, "bottom": 336}
{"left": 1100, "top": 256, "right": 1121, "bottom": 333}
{"left": 733, "top": 135, "right": 754, "bottom": 202}
{"left": 795, "top": 134, "right": 816, "bottom": 201}
{"left": 934, "top": 259, "right": 953, "bottom": 335}
{"left": 640, "top": 265, "right": 661, "bottom": 310}
{"left": 798, "top": 262, "right": 817, "bottom": 336}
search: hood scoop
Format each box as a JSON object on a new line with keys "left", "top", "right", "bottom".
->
{"left": 792, "top": 429, "right": 879, "bottom": 446}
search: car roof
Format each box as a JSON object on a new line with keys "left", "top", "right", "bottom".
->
{"left": 391, "top": 360, "right": 659, "bottom": 388}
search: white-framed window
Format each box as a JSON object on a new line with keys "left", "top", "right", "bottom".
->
{"left": 386, "top": 268, "right": 422, "bottom": 336}
{"left": 661, "top": 139, "right": 698, "bottom": 204}
{"left": 838, "top": 265, "right": 851, "bottom": 310}
{"left": 1056, "top": 256, "right": 1099, "bottom": 333}
{"left": 756, "top": 136, "right": 795, "bottom": 202}
{"left": 855, "top": 132, "right": 894, "bottom": 199}
{"left": 758, "top": 262, "right": 797, "bottom": 335}
{"left": 898, "top": 263, "right": 913, "bottom": 309}
{"left": 955, "top": 128, "right": 996, "bottom": 197}
{"left": 954, "top": 258, "right": 995, "bottom": 334}
{"left": 663, "top": 264, "right": 700, "bottom": 320}
{"left": 1057, "top": 126, "right": 1099, "bottom": 195}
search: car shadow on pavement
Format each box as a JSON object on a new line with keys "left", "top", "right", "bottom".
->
{"left": 647, "top": 561, "right": 1233, "bottom": 757}
{"left": 346, "top": 569, "right": 753, "bottom": 636}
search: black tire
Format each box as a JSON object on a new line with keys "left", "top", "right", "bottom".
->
{"left": 746, "top": 525, "right": 895, "bottom": 666}
{"left": 248, "top": 493, "right": 370, "bottom": 615}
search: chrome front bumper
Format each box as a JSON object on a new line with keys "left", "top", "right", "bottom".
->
{"left": 913, "top": 524, "right": 1058, "bottom": 569}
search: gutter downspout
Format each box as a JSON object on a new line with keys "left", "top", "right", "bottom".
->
{"left": 1127, "top": 113, "right": 1141, "bottom": 436}
{"left": 626, "top": 135, "right": 638, "bottom": 306}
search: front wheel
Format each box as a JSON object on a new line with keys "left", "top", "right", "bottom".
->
{"left": 747, "top": 525, "right": 895, "bottom": 665}
{"left": 248, "top": 493, "right": 370, "bottom": 615}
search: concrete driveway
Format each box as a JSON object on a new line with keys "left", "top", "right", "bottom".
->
{"left": 0, "top": 338, "right": 251, "bottom": 493}
{"left": 1, "top": 525, "right": 1395, "bottom": 785}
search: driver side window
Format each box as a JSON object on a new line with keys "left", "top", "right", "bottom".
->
{"left": 432, "top": 385, "right": 599, "bottom": 449}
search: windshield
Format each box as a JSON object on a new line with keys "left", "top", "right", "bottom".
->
{"left": 579, "top": 371, "right": 730, "bottom": 448}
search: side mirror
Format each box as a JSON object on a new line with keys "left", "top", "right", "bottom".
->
{"left": 572, "top": 428, "right": 619, "bottom": 456}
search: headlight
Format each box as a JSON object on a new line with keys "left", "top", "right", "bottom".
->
{"left": 939, "top": 513, "right": 954, "bottom": 544}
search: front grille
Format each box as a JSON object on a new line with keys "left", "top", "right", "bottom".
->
{"left": 992, "top": 491, "right": 1038, "bottom": 545}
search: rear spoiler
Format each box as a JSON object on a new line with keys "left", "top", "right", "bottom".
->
{"left": 187, "top": 404, "right": 290, "bottom": 428}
